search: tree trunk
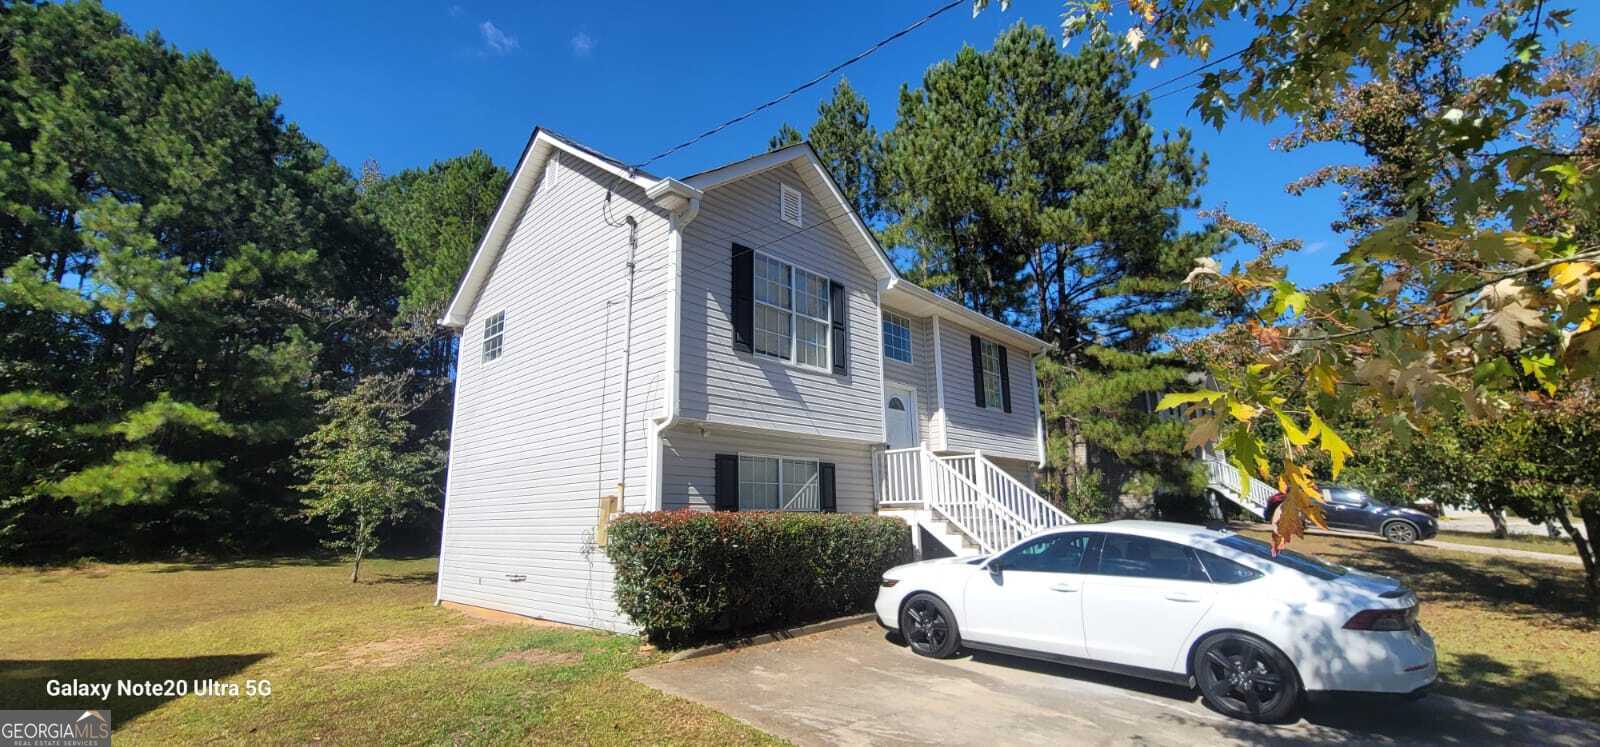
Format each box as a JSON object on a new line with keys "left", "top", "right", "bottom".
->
{"left": 1486, "top": 508, "right": 1508, "bottom": 539}
{"left": 1552, "top": 499, "right": 1599, "bottom": 616}
{"left": 351, "top": 515, "right": 366, "bottom": 583}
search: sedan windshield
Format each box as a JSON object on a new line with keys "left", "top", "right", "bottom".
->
{"left": 1215, "top": 535, "right": 1348, "bottom": 581}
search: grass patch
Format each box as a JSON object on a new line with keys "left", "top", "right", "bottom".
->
{"left": 0, "top": 557, "right": 782, "bottom": 745}
{"left": 1432, "top": 530, "right": 1580, "bottom": 556}
{"left": 1243, "top": 530, "right": 1600, "bottom": 722}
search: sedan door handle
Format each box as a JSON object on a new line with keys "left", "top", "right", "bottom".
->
{"left": 1050, "top": 582, "right": 1079, "bottom": 593}
{"left": 1165, "top": 592, "right": 1200, "bottom": 603}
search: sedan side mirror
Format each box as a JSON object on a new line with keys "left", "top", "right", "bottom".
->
{"left": 988, "top": 560, "right": 1004, "bottom": 580}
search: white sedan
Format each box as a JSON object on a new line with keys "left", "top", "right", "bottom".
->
{"left": 875, "top": 520, "right": 1436, "bottom": 722}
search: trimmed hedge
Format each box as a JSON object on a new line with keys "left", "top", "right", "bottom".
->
{"left": 605, "top": 511, "right": 914, "bottom": 645}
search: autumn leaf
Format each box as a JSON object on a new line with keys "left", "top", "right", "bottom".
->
{"left": 1155, "top": 389, "right": 1225, "bottom": 411}
{"left": 1226, "top": 399, "right": 1260, "bottom": 422}
{"left": 1549, "top": 261, "right": 1594, "bottom": 299}
{"left": 1272, "top": 408, "right": 1313, "bottom": 446}
{"left": 1479, "top": 301, "right": 1548, "bottom": 348}
{"left": 1307, "top": 411, "right": 1353, "bottom": 477}
{"left": 1308, "top": 362, "right": 1337, "bottom": 396}
{"left": 1270, "top": 461, "right": 1327, "bottom": 552}
{"left": 1183, "top": 415, "right": 1222, "bottom": 451}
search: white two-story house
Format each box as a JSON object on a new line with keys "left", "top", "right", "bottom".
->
{"left": 434, "top": 129, "right": 1073, "bottom": 632}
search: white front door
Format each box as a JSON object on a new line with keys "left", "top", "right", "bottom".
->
{"left": 884, "top": 384, "right": 918, "bottom": 450}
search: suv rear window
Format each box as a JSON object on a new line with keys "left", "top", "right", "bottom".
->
{"left": 1215, "top": 535, "right": 1347, "bottom": 581}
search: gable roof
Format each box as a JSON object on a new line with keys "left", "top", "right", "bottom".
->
{"left": 439, "top": 128, "right": 662, "bottom": 328}
{"left": 438, "top": 128, "right": 1045, "bottom": 354}
{"left": 685, "top": 143, "right": 896, "bottom": 284}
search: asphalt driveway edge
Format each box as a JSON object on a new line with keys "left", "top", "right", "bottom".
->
{"left": 666, "top": 612, "right": 878, "bottom": 662}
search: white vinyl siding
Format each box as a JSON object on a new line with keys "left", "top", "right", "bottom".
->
{"left": 678, "top": 162, "right": 883, "bottom": 443}
{"left": 481, "top": 311, "right": 505, "bottom": 363}
{"left": 937, "top": 317, "right": 1038, "bottom": 461}
{"left": 437, "top": 153, "right": 671, "bottom": 633}
{"left": 883, "top": 312, "right": 912, "bottom": 363}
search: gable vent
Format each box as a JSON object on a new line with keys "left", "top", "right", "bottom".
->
{"left": 780, "top": 183, "right": 803, "bottom": 227}
{"left": 543, "top": 151, "right": 562, "bottom": 192}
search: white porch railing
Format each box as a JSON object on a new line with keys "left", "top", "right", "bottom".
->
{"left": 877, "top": 445, "right": 1067, "bottom": 555}
{"left": 1202, "top": 454, "right": 1274, "bottom": 519}
{"left": 878, "top": 448, "right": 923, "bottom": 506}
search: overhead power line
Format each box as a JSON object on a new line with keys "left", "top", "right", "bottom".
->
{"left": 630, "top": 0, "right": 967, "bottom": 170}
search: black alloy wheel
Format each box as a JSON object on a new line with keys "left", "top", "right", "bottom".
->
{"left": 1194, "top": 633, "right": 1301, "bottom": 722}
{"left": 900, "top": 594, "right": 959, "bottom": 659}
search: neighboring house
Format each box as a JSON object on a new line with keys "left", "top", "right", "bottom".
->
{"left": 434, "top": 129, "right": 1072, "bottom": 632}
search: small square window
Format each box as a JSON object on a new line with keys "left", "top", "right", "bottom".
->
{"left": 883, "top": 313, "right": 912, "bottom": 363}
{"left": 482, "top": 311, "right": 506, "bottom": 363}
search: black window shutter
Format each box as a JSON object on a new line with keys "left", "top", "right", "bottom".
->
{"left": 970, "top": 335, "right": 986, "bottom": 408}
{"left": 829, "top": 281, "right": 848, "bottom": 375}
{"left": 714, "top": 453, "right": 739, "bottom": 511}
{"left": 998, "top": 347, "right": 1012, "bottom": 413}
{"left": 819, "top": 462, "right": 837, "bottom": 513}
{"left": 730, "top": 244, "right": 754, "bottom": 353}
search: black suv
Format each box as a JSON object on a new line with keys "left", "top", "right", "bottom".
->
{"left": 1319, "top": 485, "right": 1438, "bottom": 543}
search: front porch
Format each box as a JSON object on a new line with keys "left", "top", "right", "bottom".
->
{"left": 873, "top": 443, "right": 1074, "bottom": 557}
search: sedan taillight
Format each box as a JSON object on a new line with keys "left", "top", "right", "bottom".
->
{"left": 1344, "top": 606, "right": 1417, "bottom": 631}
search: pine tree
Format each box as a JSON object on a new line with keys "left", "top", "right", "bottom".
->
{"left": 882, "top": 24, "right": 1225, "bottom": 503}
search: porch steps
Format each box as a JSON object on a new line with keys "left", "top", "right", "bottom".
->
{"left": 1201, "top": 454, "right": 1274, "bottom": 520}
{"left": 876, "top": 446, "right": 1074, "bottom": 558}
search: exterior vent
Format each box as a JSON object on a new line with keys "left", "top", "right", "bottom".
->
{"left": 780, "top": 183, "right": 803, "bottom": 227}
{"left": 544, "top": 151, "right": 561, "bottom": 192}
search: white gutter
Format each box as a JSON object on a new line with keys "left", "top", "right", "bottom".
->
{"left": 644, "top": 179, "right": 701, "bottom": 511}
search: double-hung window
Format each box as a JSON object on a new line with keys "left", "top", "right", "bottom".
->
{"left": 882, "top": 312, "right": 913, "bottom": 363}
{"left": 979, "top": 338, "right": 1003, "bottom": 408}
{"left": 737, "top": 455, "right": 820, "bottom": 511}
{"left": 482, "top": 311, "right": 506, "bottom": 363}
{"left": 751, "top": 251, "right": 830, "bottom": 370}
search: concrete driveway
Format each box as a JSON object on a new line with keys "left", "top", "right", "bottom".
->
{"left": 630, "top": 622, "right": 1600, "bottom": 746}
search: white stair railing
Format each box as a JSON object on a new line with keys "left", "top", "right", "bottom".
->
{"left": 920, "top": 449, "right": 1034, "bottom": 554}
{"left": 969, "top": 453, "right": 1075, "bottom": 529}
{"left": 1202, "top": 454, "right": 1274, "bottom": 519}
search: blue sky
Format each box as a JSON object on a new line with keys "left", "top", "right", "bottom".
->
{"left": 108, "top": 1, "right": 1596, "bottom": 287}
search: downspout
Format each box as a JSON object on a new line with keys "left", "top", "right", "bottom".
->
{"left": 616, "top": 216, "right": 639, "bottom": 511}
{"left": 649, "top": 192, "right": 700, "bottom": 510}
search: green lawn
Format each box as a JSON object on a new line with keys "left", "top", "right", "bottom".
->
{"left": 1242, "top": 530, "right": 1600, "bottom": 722}
{"left": 1432, "top": 529, "right": 1580, "bottom": 556}
{"left": 0, "top": 558, "right": 781, "bottom": 745}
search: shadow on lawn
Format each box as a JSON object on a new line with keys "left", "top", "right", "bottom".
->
{"left": 1440, "top": 653, "right": 1600, "bottom": 724}
{"left": 0, "top": 654, "right": 268, "bottom": 725}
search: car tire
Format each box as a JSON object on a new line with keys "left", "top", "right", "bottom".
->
{"left": 1192, "top": 632, "right": 1302, "bottom": 723}
{"left": 899, "top": 593, "right": 960, "bottom": 659}
{"left": 1383, "top": 521, "right": 1419, "bottom": 544}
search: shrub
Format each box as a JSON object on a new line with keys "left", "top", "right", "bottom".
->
{"left": 605, "top": 511, "right": 913, "bottom": 645}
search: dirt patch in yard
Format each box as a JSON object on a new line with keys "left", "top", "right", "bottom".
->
{"left": 488, "top": 649, "right": 582, "bottom": 667}
{"left": 312, "top": 623, "right": 486, "bottom": 670}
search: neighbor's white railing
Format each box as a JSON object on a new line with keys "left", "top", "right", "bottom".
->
{"left": 1203, "top": 454, "right": 1273, "bottom": 519}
